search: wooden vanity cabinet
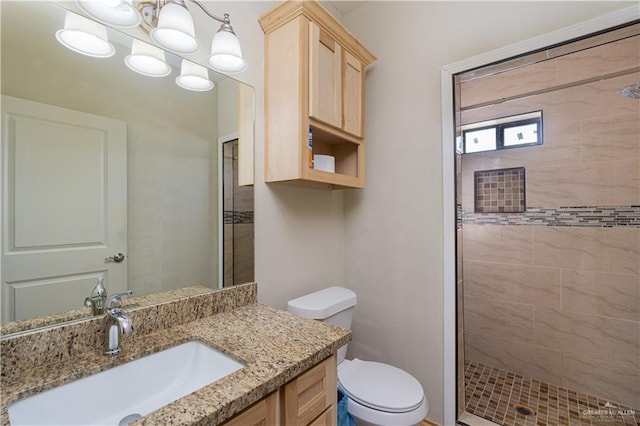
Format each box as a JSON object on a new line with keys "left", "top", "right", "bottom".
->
{"left": 221, "top": 354, "right": 337, "bottom": 426}
{"left": 222, "top": 391, "right": 278, "bottom": 426}
{"left": 282, "top": 354, "right": 337, "bottom": 425}
{"left": 259, "top": 1, "right": 375, "bottom": 189}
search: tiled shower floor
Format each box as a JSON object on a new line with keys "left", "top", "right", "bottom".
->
{"left": 464, "top": 360, "right": 639, "bottom": 426}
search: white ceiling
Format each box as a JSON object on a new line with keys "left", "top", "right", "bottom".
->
{"left": 324, "top": 1, "right": 368, "bottom": 16}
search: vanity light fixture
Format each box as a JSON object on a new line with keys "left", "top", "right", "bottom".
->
{"left": 125, "top": 39, "right": 172, "bottom": 77}
{"left": 150, "top": 2, "right": 199, "bottom": 54}
{"left": 76, "top": 0, "right": 141, "bottom": 28}
{"left": 208, "top": 15, "right": 247, "bottom": 75}
{"left": 56, "top": 11, "right": 116, "bottom": 58}
{"left": 76, "top": 0, "right": 247, "bottom": 74}
{"left": 176, "top": 60, "right": 214, "bottom": 91}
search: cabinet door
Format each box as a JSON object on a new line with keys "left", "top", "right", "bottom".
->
{"left": 283, "top": 355, "right": 337, "bottom": 425}
{"left": 342, "top": 51, "right": 364, "bottom": 138}
{"left": 309, "top": 407, "right": 335, "bottom": 426}
{"left": 222, "top": 391, "right": 278, "bottom": 426}
{"left": 309, "top": 22, "right": 342, "bottom": 129}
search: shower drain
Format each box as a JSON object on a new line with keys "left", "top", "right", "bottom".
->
{"left": 513, "top": 403, "right": 534, "bottom": 416}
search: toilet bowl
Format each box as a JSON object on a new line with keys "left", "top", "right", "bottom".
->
{"left": 287, "top": 287, "right": 428, "bottom": 426}
{"left": 339, "top": 359, "right": 428, "bottom": 426}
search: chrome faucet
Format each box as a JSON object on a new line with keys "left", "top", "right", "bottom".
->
{"left": 84, "top": 277, "right": 107, "bottom": 316}
{"left": 104, "top": 290, "right": 134, "bottom": 357}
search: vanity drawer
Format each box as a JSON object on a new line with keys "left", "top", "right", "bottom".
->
{"left": 222, "top": 391, "right": 278, "bottom": 426}
{"left": 309, "top": 406, "right": 335, "bottom": 426}
{"left": 282, "top": 354, "right": 337, "bottom": 425}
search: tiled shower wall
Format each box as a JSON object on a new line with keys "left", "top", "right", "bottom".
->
{"left": 223, "top": 142, "right": 255, "bottom": 286}
{"left": 460, "top": 35, "right": 640, "bottom": 408}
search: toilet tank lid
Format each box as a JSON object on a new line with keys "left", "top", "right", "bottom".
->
{"left": 287, "top": 286, "right": 356, "bottom": 319}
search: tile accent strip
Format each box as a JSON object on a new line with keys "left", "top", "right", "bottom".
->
{"left": 474, "top": 167, "right": 526, "bottom": 213}
{"left": 461, "top": 205, "right": 640, "bottom": 228}
{"left": 224, "top": 210, "right": 254, "bottom": 224}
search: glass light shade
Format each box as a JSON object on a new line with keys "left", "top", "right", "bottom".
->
{"left": 176, "top": 60, "right": 213, "bottom": 91}
{"left": 125, "top": 39, "right": 171, "bottom": 77}
{"left": 208, "top": 29, "right": 247, "bottom": 74}
{"left": 55, "top": 12, "right": 115, "bottom": 58}
{"left": 76, "top": 0, "right": 141, "bottom": 28}
{"left": 100, "top": 0, "right": 122, "bottom": 7}
{"left": 150, "top": 3, "right": 199, "bottom": 54}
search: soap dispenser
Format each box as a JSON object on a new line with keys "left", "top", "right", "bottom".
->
{"left": 84, "top": 277, "right": 107, "bottom": 315}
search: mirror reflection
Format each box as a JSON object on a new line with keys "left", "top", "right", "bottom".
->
{"left": 0, "top": 1, "right": 255, "bottom": 333}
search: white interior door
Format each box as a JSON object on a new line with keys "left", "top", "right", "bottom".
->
{"left": 1, "top": 95, "right": 127, "bottom": 322}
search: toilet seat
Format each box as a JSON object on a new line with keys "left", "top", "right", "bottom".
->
{"left": 338, "top": 359, "right": 425, "bottom": 413}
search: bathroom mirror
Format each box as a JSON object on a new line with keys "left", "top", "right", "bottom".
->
{"left": 0, "top": 1, "right": 255, "bottom": 334}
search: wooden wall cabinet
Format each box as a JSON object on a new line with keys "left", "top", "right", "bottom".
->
{"left": 260, "top": 1, "right": 376, "bottom": 189}
{"left": 221, "top": 354, "right": 337, "bottom": 426}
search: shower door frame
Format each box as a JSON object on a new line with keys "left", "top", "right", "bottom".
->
{"left": 439, "top": 7, "right": 640, "bottom": 425}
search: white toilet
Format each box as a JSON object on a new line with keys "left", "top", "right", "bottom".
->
{"left": 287, "top": 286, "right": 428, "bottom": 426}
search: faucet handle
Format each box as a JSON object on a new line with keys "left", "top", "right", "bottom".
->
{"left": 105, "top": 290, "right": 134, "bottom": 310}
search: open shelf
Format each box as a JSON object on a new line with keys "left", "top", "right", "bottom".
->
{"left": 309, "top": 124, "right": 361, "bottom": 180}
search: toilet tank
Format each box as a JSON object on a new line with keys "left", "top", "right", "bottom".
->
{"left": 287, "top": 287, "right": 357, "bottom": 363}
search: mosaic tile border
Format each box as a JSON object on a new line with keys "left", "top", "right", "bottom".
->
{"left": 224, "top": 210, "right": 254, "bottom": 225}
{"left": 465, "top": 360, "right": 639, "bottom": 426}
{"left": 460, "top": 205, "right": 640, "bottom": 228}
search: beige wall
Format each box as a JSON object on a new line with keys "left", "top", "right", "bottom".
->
{"left": 460, "top": 35, "right": 640, "bottom": 407}
{"left": 336, "top": 1, "right": 636, "bottom": 423}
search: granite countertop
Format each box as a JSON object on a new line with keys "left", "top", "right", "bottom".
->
{"left": 0, "top": 304, "right": 351, "bottom": 425}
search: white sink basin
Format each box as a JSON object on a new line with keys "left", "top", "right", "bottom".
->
{"left": 8, "top": 341, "right": 244, "bottom": 426}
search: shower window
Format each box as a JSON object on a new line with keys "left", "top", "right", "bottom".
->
{"left": 461, "top": 110, "right": 542, "bottom": 154}
{"left": 463, "top": 127, "right": 496, "bottom": 153}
